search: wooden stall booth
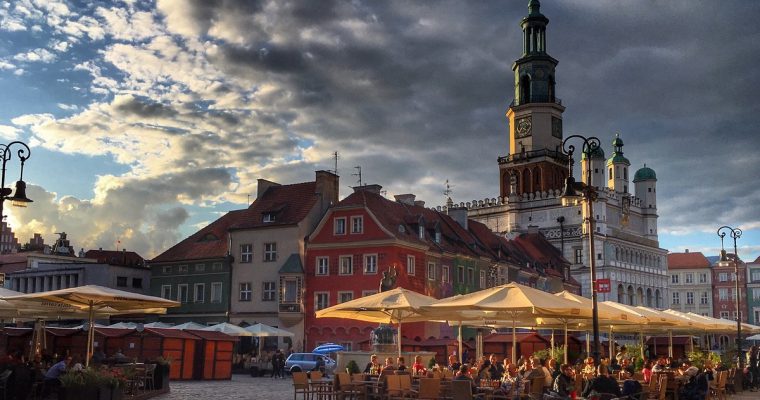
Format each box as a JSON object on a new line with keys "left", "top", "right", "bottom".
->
{"left": 135, "top": 327, "right": 198, "bottom": 380}
{"left": 44, "top": 327, "right": 80, "bottom": 358}
{"left": 1, "top": 327, "right": 32, "bottom": 356}
{"left": 482, "top": 332, "right": 550, "bottom": 359}
{"left": 187, "top": 330, "right": 236, "bottom": 380}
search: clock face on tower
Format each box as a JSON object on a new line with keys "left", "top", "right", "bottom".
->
{"left": 515, "top": 116, "right": 532, "bottom": 138}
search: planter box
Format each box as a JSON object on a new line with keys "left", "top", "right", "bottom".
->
{"left": 59, "top": 386, "right": 98, "bottom": 400}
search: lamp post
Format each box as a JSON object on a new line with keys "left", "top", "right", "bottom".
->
{"left": 717, "top": 226, "right": 743, "bottom": 368}
{"left": 560, "top": 134, "right": 601, "bottom": 365}
{"left": 0, "top": 141, "right": 33, "bottom": 220}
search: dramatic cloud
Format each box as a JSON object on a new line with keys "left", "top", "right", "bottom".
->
{"left": 1, "top": 0, "right": 759, "bottom": 259}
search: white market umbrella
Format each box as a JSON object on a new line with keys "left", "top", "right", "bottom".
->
{"left": 170, "top": 321, "right": 207, "bottom": 330}
{"left": 201, "top": 322, "right": 253, "bottom": 336}
{"left": 3, "top": 285, "right": 178, "bottom": 367}
{"left": 245, "top": 323, "right": 295, "bottom": 356}
{"left": 144, "top": 322, "right": 173, "bottom": 328}
{"left": 316, "top": 287, "right": 436, "bottom": 357}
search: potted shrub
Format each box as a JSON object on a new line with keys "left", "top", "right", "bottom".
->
{"left": 153, "top": 356, "right": 172, "bottom": 390}
{"left": 345, "top": 360, "right": 360, "bottom": 374}
{"left": 59, "top": 369, "right": 99, "bottom": 400}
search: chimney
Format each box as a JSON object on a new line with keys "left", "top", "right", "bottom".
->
{"left": 257, "top": 179, "right": 281, "bottom": 200}
{"left": 394, "top": 194, "right": 416, "bottom": 205}
{"left": 315, "top": 170, "right": 339, "bottom": 206}
{"left": 447, "top": 207, "right": 468, "bottom": 230}
{"left": 414, "top": 200, "right": 426, "bottom": 208}
{"left": 353, "top": 184, "right": 383, "bottom": 194}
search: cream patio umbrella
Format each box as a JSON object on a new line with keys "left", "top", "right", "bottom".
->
{"left": 245, "top": 323, "right": 295, "bottom": 358}
{"left": 3, "top": 285, "right": 179, "bottom": 366}
{"left": 170, "top": 321, "right": 207, "bottom": 330}
{"left": 422, "top": 283, "right": 592, "bottom": 363}
{"left": 315, "top": 287, "right": 437, "bottom": 357}
{"left": 201, "top": 322, "right": 253, "bottom": 336}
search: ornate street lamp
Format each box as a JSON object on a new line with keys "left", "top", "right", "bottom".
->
{"left": 0, "top": 141, "right": 33, "bottom": 220}
{"left": 560, "top": 134, "right": 601, "bottom": 365}
{"left": 717, "top": 226, "right": 743, "bottom": 369}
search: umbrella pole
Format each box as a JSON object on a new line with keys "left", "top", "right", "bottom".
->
{"left": 586, "top": 331, "right": 590, "bottom": 356}
{"left": 458, "top": 324, "right": 463, "bottom": 364}
{"left": 564, "top": 323, "right": 568, "bottom": 365}
{"left": 668, "top": 329, "right": 673, "bottom": 358}
{"left": 397, "top": 321, "right": 402, "bottom": 358}
{"left": 550, "top": 330, "right": 555, "bottom": 359}
{"left": 511, "top": 319, "right": 516, "bottom": 365}
{"left": 86, "top": 301, "right": 94, "bottom": 368}
{"left": 609, "top": 326, "right": 613, "bottom": 360}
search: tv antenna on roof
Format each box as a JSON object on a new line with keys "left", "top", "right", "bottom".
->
{"left": 353, "top": 166, "right": 362, "bottom": 186}
{"left": 443, "top": 179, "right": 454, "bottom": 197}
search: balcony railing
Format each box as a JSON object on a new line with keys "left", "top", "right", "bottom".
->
{"left": 498, "top": 148, "right": 568, "bottom": 164}
{"left": 509, "top": 97, "right": 563, "bottom": 108}
{"left": 279, "top": 303, "right": 303, "bottom": 313}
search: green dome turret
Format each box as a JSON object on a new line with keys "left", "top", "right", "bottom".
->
{"left": 633, "top": 164, "right": 657, "bottom": 182}
{"left": 606, "top": 133, "right": 630, "bottom": 165}
{"left": 581, "top": 145, "right": 605, "bottom": 160}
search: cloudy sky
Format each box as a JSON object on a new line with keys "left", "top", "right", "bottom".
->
{"left": 0, "top": 0, "right": 759, "bottom": 261}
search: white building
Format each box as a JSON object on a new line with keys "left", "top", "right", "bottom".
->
{"left": 466, "top": 0, "right": 668, "bottom": 306}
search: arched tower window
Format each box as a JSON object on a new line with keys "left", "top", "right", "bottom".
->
{"left": 522, "top": 169, "right": 531, "bottom": 194}
{"left": 627, "top": 286, "right": 635, "bottom": 305}
{"left": 617, "top": 284, "right": 625, "bottom": 303}
{"left": 549, "top": 75, "right": 556, "bottom": 102}
{"left": 533, "top": 167, "right": 541, "bottom": 191}
{"left": 520, "top": 75, "right": 531, "bottom": 105}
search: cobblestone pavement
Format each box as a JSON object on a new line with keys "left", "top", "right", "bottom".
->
{"left": 155, "top": 374, "right": 294, "bottom": 399}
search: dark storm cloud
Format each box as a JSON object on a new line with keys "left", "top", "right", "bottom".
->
{"left": 171, "top": 0, "right": 760, "bottom": 232}
{"left": 114, "top": 95, "right": 178, "bottom": 119}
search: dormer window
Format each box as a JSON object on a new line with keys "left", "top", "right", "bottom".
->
{"left": 435, "top": 231, "right": 441, "bottom": 244}
{"left": 418, "top": 226, "right": 424, "bottom": 239}
{"left": 263, "top": 213, "right": 275, "bottom": 223}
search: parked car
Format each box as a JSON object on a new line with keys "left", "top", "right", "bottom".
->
{"left": 285, "top": 353, "right": 336, "bottom": 373}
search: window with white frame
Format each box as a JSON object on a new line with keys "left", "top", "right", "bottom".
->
{"left": 364, "top": 254, "right": 377, "bottom": 274}
{"left": 719, "top": 272, "right": 728, "bottom": 282}
{"left": 162, "top": 266, "right": 171, "bottom": 274}
{"left": 212, "top": 262, "right": 223, "bottom": 271}
{"left": 407, "top": 255, "right": 415, "bottom": 275}
{"left": 161, "top": 285, "right": 171, "bottom": 300}
{"left": 195, "top": 263, "right": 205, "bottom": 272}
{"left": 720, "top": 311, "right": 730, "bottom": 319}
{"left": 239, "top": 282, "right": 252, "bottom": 301}
{"left": 442, "top": 265, "right": 450, "bottom": 283}
{"left": 574, "top": 248, "right": 583, "bottom": 264}
{"left": 671, "top": 274, "right": 679, "bottom": 284}
{"left": 334, "top": 217, "right": 346, "bottom": 235}
{"left": 733, "top": 311, "right": 738, "bottom": 320}
{"left": 338, "top": 291, "right": 353, "bottom": 303}
{"left": 315, "top": 292, "right": 329, "bottom": 310}
{"left": 686, "top": 292, "right": 694, "bottom": 305}
{"left": 700, "top": 292, "right": 709, "bottom": 304}
{"left": 351, "top": 216, "right": 363, "bottom": 234}
{"left": 699, "top": 273, "right": 708, "bottom": 283}
{"left": 262, "top": 281, "right": 276, "bottom": 301}
{"left": 457, "top": 266, "right": 464, "bottom": 283}
{"left": 316, "top": 257, "right": 329, "bottom": 276}
{"left": 178, "top": 264, "right": 188, "bottom": 273}
{"left": 211, "top": 282, "right": 223, "bottom": 303}
{"left": 479, "top": 270, "right": 486, "bottom": 289}
{"left": 178, "top": 284, "right": 188, "bottom": 303}
{"left": 427, "top": 263, "right": 436, "bottom": 280}
{"left": 264, "top": 242, "right": 277, "bottom": 262}
{"left": 672, "top": 292, "right": 680, "bottom": 305}
{"left": 719, "top": 288, "right": 728, "bottom": 300}
{"left": 752, "top": 270, "right": 760, "bottom": 282}
{"left": 240, "top": 244, "right": 253, "bottom": 263}
{"left": 339, "top": 256, "right": 353, "bottom": 275}
{"left": 753, "top": 288, "right": 760, "bottom": 301}
{"left": 685, "top": 273, "right": 693, "bottom": 284}
{"left": 194, "top": 283, "right": 205, "bottom": 303}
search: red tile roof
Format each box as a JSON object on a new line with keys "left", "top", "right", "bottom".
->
{"left": 230, "top": 181, "right": 319, "bottom": 230}
{"left": 84, "top": 249, "right": 145, "bottom": 268}
{"left": 667, "top": 252, "right": 711, "bottom": 269}
{"left": 150, "top": 209, "right": 245, "bottom": 263}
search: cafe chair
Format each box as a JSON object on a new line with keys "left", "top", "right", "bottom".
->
{"left": 293, "top": 371, "right": 317, "bottom": 400}
{"left": 529, "top": 377, "right": 545, "bottom": 400}
{"left": 416, "top": 378, "right": 441, "bottom": 400}
{"left": 145, "top": 363, "right": 156, "bottom": 391}
{"left": 451, "top": 379, "right": 484, "bottom": 400}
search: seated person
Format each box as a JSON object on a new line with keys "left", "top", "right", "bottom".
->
{"left": 620, "top": 359, "right": 635, "bottom": 377}
{"left": 582, "top": 366, "right": 621, "bottom": 398}
{"left": 448, "top": 354, "right": 462, "bottom": 372}
{"left": 454, "top": 364, "right": 477, "bottom": 391}
{"left": 113, "top": 348, "right": 128, "bottom": 361}
{"left": 411, "top": 355, "right": 426, "bottom": 375}
{"left": 364, "top": 354, "right": 380, "bottom": 373}
{"left": 642, "top": 361, "right": 654, "bottom": 383}
{"left": 397, "top": 356, "right": 407, "bottom": 371}
{"left": 652, "top": 357, "right": 668, "bottom": 373}
{"left": 382, "top": 357, "right": 396, "bottom": 372}
{"left": 553, "top": 363, "right": 576, "bottom": 398}
{"left": 42, "top": 356, "right": 71, "bottom": 396}
{"left": 582, "top": 357, "right": 596, "bottom": 376}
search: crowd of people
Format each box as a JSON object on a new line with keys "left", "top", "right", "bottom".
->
{"left": 353, "top": 344, "right": 760, "bottom": 400}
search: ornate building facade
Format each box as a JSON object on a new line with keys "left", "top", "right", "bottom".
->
{"left": 467, "top": 0, "right": 669, "bottom": 306}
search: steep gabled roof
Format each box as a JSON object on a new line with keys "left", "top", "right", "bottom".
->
{"left": 667, "top": 251, "right": 711, "bottom": 269}
{"left": 85, "top": 249, "right": 145, "bottom": 268}
{"left": 230, "top": 181, "right": 319, "bottom": 230}
{"left": 151, "top": 209, "right": 245, "bottom": 263}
